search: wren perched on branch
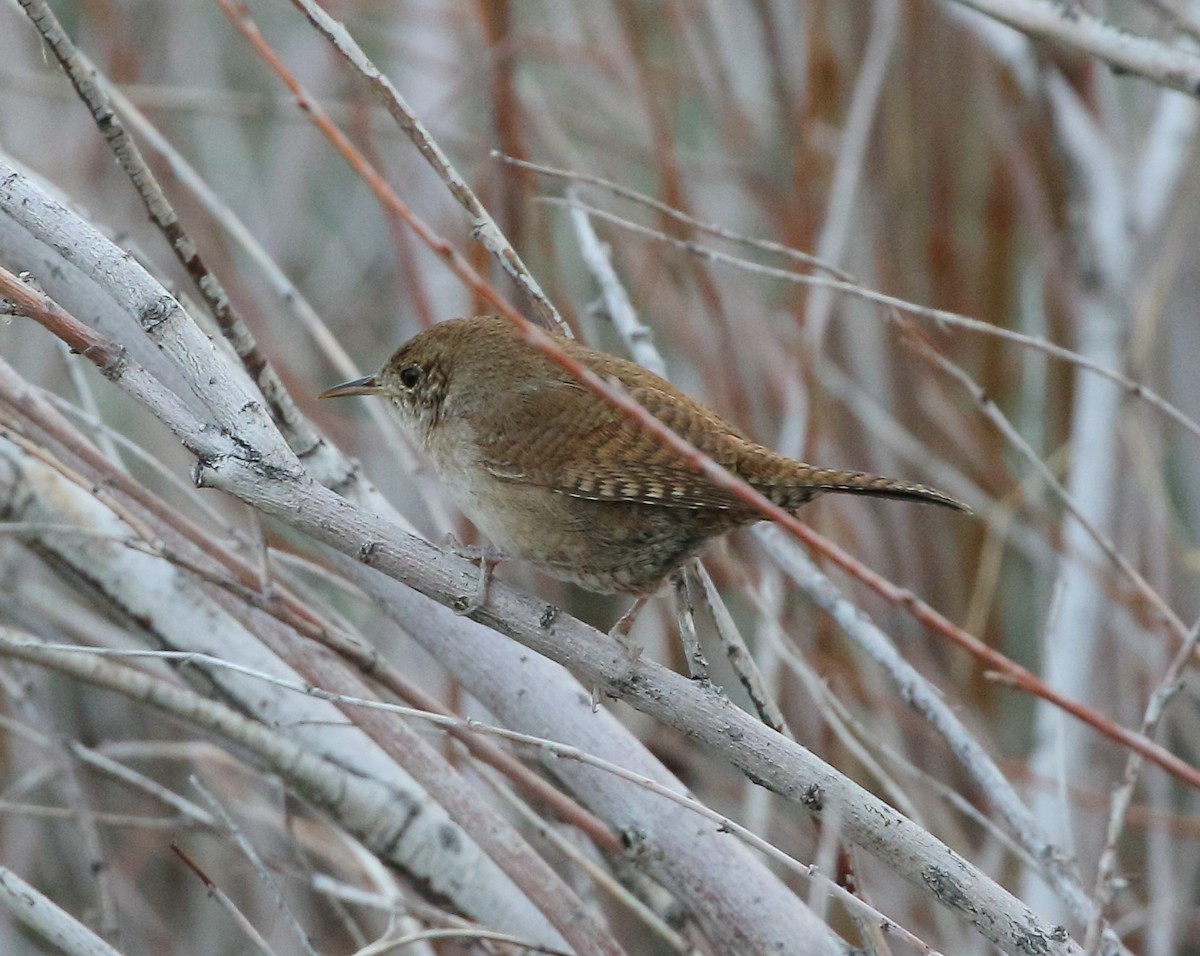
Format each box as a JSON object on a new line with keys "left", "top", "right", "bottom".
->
{"left": 321, "top": 316, "right": 967, "bottom": 600}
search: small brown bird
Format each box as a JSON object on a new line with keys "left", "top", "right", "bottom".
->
{"left": 321, "top": 316, "right": 967, "bottom": 599}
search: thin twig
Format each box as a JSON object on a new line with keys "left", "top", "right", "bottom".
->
{"left": 538, "top": 195, "right": 1200, "bottom": 446}
{"left": 286, "top": 0, "right": 567, "bottom": 335}
{"left": 1084, "top": 618, "right": 1200, "bottom": 953}
{"left": 691, "top": 562, "right": 789, "bottom": 736}
{"left": 170, "top": 843, "right": 278, "bottom": 956}
{"left": 567, "top": 195, "right": 665, "bottom": 375}
{"left": 191, "top": 775, "right": 321, "bottom": 956}
{"left": 495, "top": 152, "right": 854, "bottom": 279}
{"left": 671, "top": 569, "right": 709, "bottom": 681}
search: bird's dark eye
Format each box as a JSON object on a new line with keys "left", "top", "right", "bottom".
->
{"left": 398, "top": 365, "right": 422, "bottom": 389}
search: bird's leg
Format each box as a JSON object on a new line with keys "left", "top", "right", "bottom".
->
{"left": 588, "top": 597, "right": 648, "bottom": 710}
{"left": 592, "top": 597, "right": 652, "bottom": 710}
{"left": 591, "top": 595, "right": 653, "bottom": 709}
{"left": 609, "top": 594, "right": 650, "bottom": 664}
{"left": 443, "top": 535, "right": 503, "bottom": 615}
{"left": 458, "top": 553, "right": 498, "bottom": 615}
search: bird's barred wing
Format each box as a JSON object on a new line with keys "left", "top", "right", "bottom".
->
{"left": 475, "top": 375, "right": 754, "bottom": 511}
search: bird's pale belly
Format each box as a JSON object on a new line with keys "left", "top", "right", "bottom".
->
{"left": 447, "top": 469, "right": 730, "bottom": 594}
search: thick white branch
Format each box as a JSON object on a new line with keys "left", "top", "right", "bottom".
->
{"left": 948, "top": 0, "right": 1200, "bottom": 96}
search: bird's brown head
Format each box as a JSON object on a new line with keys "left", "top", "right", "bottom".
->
{"left": 318, "top": 317, "right": 518, "bottom": 441}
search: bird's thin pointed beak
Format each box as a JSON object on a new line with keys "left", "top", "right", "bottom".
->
{"left": 318, "top": 375, "right": 382, "bottom": 399}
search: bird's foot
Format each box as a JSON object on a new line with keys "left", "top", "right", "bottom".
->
{"left": 588, "top": 597, "right": 651, "bottom": 710}
{"left": 602, "top": 596, "right": 650, "bottom": 705}
{"left": 444, "top": 537, "right": 504, "bottom": 615}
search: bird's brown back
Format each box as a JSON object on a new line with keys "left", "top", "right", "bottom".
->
{"left": 441, "top": 318, "right": 967, "bottom": 517}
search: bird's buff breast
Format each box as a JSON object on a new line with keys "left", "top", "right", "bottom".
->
{"left": 421, "top": 422, "right": 710, "bottom": 594}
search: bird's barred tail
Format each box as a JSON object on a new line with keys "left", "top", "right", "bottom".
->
{"left": 765, "top": 464, "right": 970, "bottom": 514}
